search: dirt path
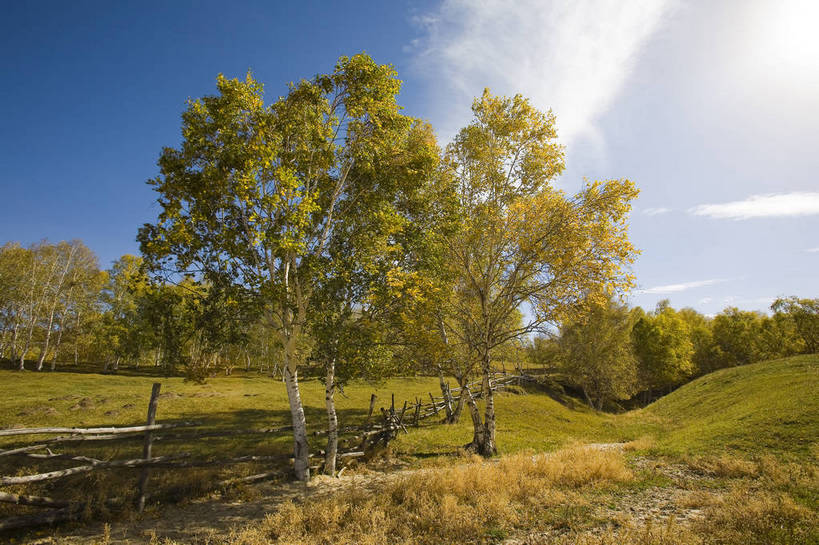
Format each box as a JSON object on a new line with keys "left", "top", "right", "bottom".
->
{"left": 21, "top": 444, "right": 711, "bottom": 545}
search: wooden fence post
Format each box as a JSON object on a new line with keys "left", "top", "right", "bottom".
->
{"left": 429, "top": 392, "right": 439, "bottom": 415}
{"left": 136, "top": 383, "right": 161, "bottom": 512}
{"left": 364, "top": 394, "right": 376, "bottom": 429}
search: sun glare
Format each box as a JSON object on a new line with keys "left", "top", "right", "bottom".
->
{"left": 760, "top": 0, "right": 819, "bottom": 73}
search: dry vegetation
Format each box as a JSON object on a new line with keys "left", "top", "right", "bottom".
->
{"left": 205, "top": 446, "right": 635, "bottom": 545}
{"left": 106, "top": 445, "right": 816, "bottom": 545}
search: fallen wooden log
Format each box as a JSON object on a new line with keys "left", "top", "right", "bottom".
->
{"left": 21, "top": 452, "right": 103, "bottom": 464}
{"left": 0, "top": 454, "right": 191, "bottom": 485}
{"left": 218, "top": 470, "right": 283, "bottom": 487}
{"left": 0, "top": 433, "right": 145, "bottom": 457}
{"left": 0, "top": 421, "right": 200, "bottom": 437}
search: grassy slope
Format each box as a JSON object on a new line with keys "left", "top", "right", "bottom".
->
{"left": 0, "top": 354, "right": 816, "bottom": 463}
{"left": 397, "top": 355, "right": 819, "bottom": 461}
{"left": 642, "top": 354, "right": 819, "bottom": 460}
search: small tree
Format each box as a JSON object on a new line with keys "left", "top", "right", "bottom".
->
{"left": 558, "top": 299, "right": 638, "bottom": 410}
{"left": 772, "top": 297, "right": 819, "bottom": 354}
{"left": 632, "top": 301, "right": 694, "bottom": 397}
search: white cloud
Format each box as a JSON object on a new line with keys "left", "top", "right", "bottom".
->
{"left": 643, "top": 207, "right": 671, "bottom": 216}
{"left": 806, "top": 247, "right": 819, "bottom": 253}
{"left": 699, "top": 297, "right": 713, "bottom": 304}
{"left": 635, "top": 278, "right": 727, "bottom": 295}
{"left": 410, "top": 0, "right": 676, "bottom": 146}
{"left": 690, "top": 192, "right": 819, "bottom": 220}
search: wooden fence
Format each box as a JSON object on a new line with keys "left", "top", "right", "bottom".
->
{"left": 0, "top": 374, "right": 528, "bottom": 531}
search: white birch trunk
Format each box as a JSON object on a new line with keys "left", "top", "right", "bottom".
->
{"left": 50, "top": 315, "right": 65, "bottom": 370}
{"left": 324, "top": 358, "right": 338, "bottom": 475}
{"left": 36, "top": 306, "right": 57, "bottom": 371}
{"left": 284, "top": 357, "right": 310, "bottom": 481}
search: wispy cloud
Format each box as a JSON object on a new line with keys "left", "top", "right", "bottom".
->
{"left": 410, "top": 0, "right": 676, "bottom": 146}
{"left": 806, "top": 247, "right": 819, "bottom": 253}
{"left": 643, "top": 207, "right": 671, "bottom": 216}
{"left": 636, "top": 278, "right": 727, "bottom": 295}
{"left": 690, "top": 192, "right": 819, "bottom": 220}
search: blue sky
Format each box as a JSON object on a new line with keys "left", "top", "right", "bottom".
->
{"left": 1, "top": 0, "right": 817, "bottom": 315}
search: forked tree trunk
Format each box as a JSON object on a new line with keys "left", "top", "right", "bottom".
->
{"left": 324, "top": 358, "right": 338, "bottom": 475}
{"left": 480, "top": 370, "right": 498, "bottom": 456}
{"left": 463, "top": 385, "right": 485, "bottom": 450}
{"left": 283, "top": 341, "right": 310, "bottom": 481}
{"left": 436, "top": 364, "right": 455, "bottom": 423}
{"left": 465, "top": 350, "right": 498, "bottom": 456}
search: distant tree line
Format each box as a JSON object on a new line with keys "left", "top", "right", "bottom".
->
{"left": 531, "top": 296, "right": 819, "bottom": 410}
{"left": 0, "top": 242, "right": 278, "bottom": 377}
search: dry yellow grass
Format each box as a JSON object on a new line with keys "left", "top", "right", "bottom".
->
{"left": 217, "top": 445, "right": 632, "bottom": 545}
{"left": 623, "top": 435, "right": 657, "bottom": 452}
{"left": 693, "top": 488, "right": 817, "bottom": 545}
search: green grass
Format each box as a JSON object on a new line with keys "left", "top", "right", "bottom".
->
{"left": 1, "top": 355, "right": 816, "bottom": 463}
{"left": 0, "top": 354, "right": 816, "bottom": 523}
{"left": 2, "top": 355, "right": 817, "bottom": 461}
{"left": 397, "top": 355, "right": 819, "bottom": 461}
{"left": 641, "top": 355, "right": 819, "bottom": 460}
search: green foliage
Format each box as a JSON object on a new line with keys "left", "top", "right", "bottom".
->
{"left": 431, "top": 89, "right": 639, "bottom": 453}
{"left": 772, "top": 296, "right": 819, "bottom": 354}
{"left": 708, "top": 307, "right": 801, "bottom": 369}
{"left": 632, "top": 301, "right": 695, "bottom": 392}
{"left": 99, "top": 254, "right": 152, "bottom": 364}
{"left": 558, "top": 298, "right": 638, "bottom": 410}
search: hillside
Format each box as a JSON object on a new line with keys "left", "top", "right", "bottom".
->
{"left": 395, "top": 354, "right": 819, "bottom": 462}
{"left": 641, "top": 354, "right": 819, "bottom": 460}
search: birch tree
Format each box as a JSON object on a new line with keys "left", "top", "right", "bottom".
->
{"left": 442, "top": 90, "right": 639, "bottom": 455}
{"left": 36, "top": 241, "right": 77, "bottom": 371}
{"left": 139, "top": 54, "right": 436, "bottom": 480}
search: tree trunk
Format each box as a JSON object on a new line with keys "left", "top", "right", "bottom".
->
{"left": 465, "top": 350, "right": 497, "bottom": 456}
{"left": 451, "top": 375, "right": 467, "bottom": 423}
{"left": 283, "top": 350, "right": 310, "bottom": 481}
{"left": 0, "top": 326, "right": 8, "bottom": 360}
{"left": 324, "top": 358, "right": 338, "bottom": 476}
{"left": 9, "top": 321, "right": 20, "bottom": 362}
{"left": 463, "top": 385, "right": 485, "bottom": 451}
{"left": 583, "top": 388, "right": 595, "bottom": 410}
{"left": 36, "top": 307, "right": 57, "bottom": 371}
{"left": 73, "top": 309, "right": 81, "bottom": 365}
{"left": 436, "top": 364, "right": 455, "bottom": 423}
{"left": 480, "top": 367, "right": 498, "bottom": 456}
{"left": 50, "top": 317, "right": 65, "bottom": 371}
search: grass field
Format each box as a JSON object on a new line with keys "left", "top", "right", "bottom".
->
{"left": 0, "top": 355, "right": 817, "bottom": 543}
{"left": 395, "top": 354, "right": 819, "bottom": 463}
